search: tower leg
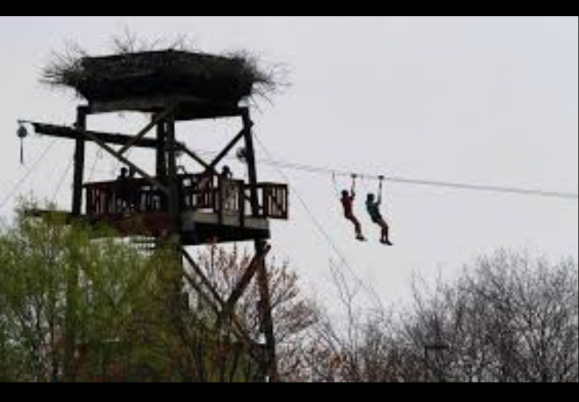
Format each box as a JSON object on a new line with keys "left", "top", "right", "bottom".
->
{"left": 156, "top": 118, "right": 167, "bottom": 178}
{"left": 255, "top": 239, "right": 278, "bottom": 382}
{"left": 64, "top": 106, "right": 87, "bottom": 381}
{"left": 166, "top": 116, "right": 180, "bottom": 236}
{"left": 241, "top": 108, "right": 279, "bottom": 382}
{"left": 163, "top": 112, "right": 186, "bottom": 313}
{"left": 72, "top": 107, "right": 87, "bottom": 216}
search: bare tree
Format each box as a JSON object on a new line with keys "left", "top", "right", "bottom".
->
{"left": 305, "top": 251, "right": 578, "bottom": 383}
{"left": 400, "top": 251, "right": 578, "bottom": 383}
{"left": 183, "top": 244, "right": 319, "bottom": 382}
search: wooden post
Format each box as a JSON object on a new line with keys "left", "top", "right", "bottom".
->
{"left": 75, "top": 126, "right": 168, "bottom": 194}
{"left": 166, "top": 114, "right": 180, "bottom": 237}
{"left": 72, "top": 107, "right": 87, "bottom": 216}
{"left": 64, "top": 106, "right": 87, "bottom": 381}
{"left": 164, "top": 109, "right": 185, "bottom": 314}
{"left": 118, "top": 105, "right": 176, "bottom": 156}
{"left": 242, "top": 109, "right": 260, "bottom": 218}
{"left": 156, "top": 120, "right": 167, "bottom": 178}
{"left": 156, "top": 120, "right": 168, "bottom": 217}
{"left": 241, "top": 108, "right": 279, "bottom": 382}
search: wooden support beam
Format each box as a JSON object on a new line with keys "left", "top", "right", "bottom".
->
{"left": 71, "top": 108, "right": 87, "bottom": 216}
{"left": 182, "top": 269, "right": 221, "bottom": 315}
{"left": 86, "top": 96, "right": 243, "bottom": 120}
{"left": 176, "top": 143, "right": 212, "bottom": 171}
{"left": 208, "top": 126, "right": 251, "bottom": 170}
{"left": 177, "top": 143, "right": 255, "bottom": 207}
{"left": 65, "top": 107, "right": 87, "bottom": 381}
{"left": 183, "top": 249, "right": 225, "bottom": 307}
{"left": 76, "top": 126, "right": 169, "bottom": 195}
{"left": 241, "top": 108, "right": 279, "bottom": 382}
{"left": 182, "top": 268, "right": 263, "bottom": 364}
{"left": 219, "top": 244, "right": 271, "bottom": 325}
{"left": 156, "top": 120, "right": 167, "bottom": 178}
{"left": 178, "top": 141, "right": 259, "bottom": 212}
{"left": 255, "top": 241, "right": 277, "bottom": 382}
{"left": 165, "top": 113, "right": 181, "bottom": 236}
{"left": 182, "top": 249, "right": 263, "bottom": 365}
{"left": 243, "top": 112, "right": 261, "bottom": 218}
{"left": 32, "top": 123, "right": 161, "bottom": 150}
{"left": 118, "top": 104, "right": 177, "bottom": 156}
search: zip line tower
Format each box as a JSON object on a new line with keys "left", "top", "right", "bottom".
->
{"left": 25, "top": 50, "right": 289, "bottom": 381}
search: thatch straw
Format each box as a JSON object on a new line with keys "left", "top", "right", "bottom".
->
{"left": 42, "top": 34, "right": 288, "bottom": 105}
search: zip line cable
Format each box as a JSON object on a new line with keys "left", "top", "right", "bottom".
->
{"left": 2, "top": 134, "right": 576, "bottom": 215}
{"left": 191, "top": 148, "right": 578, "bottom": 201}
{"left": 254, "top": 134, "right": 385, "bottom": 308}
{"left": 252, "top": 158, "right": 579, "bottom": 200}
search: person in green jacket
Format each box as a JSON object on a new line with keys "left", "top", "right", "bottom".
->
{"left": 366, "top": 193, "right": 393, "bottom": 246}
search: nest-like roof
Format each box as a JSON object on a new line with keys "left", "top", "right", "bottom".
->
{"left": 43, "top": 49, "right": 279, "bottom": 106}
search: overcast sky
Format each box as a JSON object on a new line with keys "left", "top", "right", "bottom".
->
{"left": 1, "top": 17, "right": 577, "bottom": 307}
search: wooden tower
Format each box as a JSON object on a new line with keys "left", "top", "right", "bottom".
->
{"left": 29, "top": 51, "right": 289, "bottom": 381}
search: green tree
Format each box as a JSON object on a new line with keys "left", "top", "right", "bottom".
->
{"left": 0, "top": 210, "right": 167, "bottom": 382}
{"left": 0, "top": 206, "right": 317, "bottom": 382}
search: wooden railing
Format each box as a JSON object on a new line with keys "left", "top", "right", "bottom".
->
{"left": 85, "top": 178, "right": 164, "bottom": 217}
{"left": 256, "top": 183, "right": 289, "bottom": 220}
{"left": 85, "top": 174, "right": 289, "bottom": 222}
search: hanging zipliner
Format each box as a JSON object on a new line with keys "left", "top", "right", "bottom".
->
{"left": 366, "top": 175, "right": 394, "bottom": 246}
{"left": 337, "top": 173, "right": 367, "bottom": 242}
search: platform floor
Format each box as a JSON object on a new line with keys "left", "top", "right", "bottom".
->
{"left": 95, "top": 210, "right": 270, "bottom": 245}
{"left": 25, "top": 209, "right": 271, "bottom": 245}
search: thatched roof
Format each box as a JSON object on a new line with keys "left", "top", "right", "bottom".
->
{"left": 42, "top": 49, "right": 282, "bottom": 106}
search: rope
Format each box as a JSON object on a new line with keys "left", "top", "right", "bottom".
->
{"left": 51, "top": 159, "right": 73, "bottom": 204}
{"left": 253, "top": 134, "right": 384, "bottom": 308}
{"left": 331, "top": 173, "right": 341, "bottom": 198}
{"left": 88, "top": 148, "right": 104, "bottom": 182}
{"left": 378, "top": 176, "right": 385, "bottom": 202}
{"left": 0, "top": 139, "right": 58, "bottom": 211}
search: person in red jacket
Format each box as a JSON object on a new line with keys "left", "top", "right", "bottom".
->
{"left": 340, "top": 185, "right": 367, "bottom": 242}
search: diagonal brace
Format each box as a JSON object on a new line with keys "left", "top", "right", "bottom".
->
{"left": 77, "top": 126, "right": 169, "bottom": 195}
{"left": 182, "top": 248, "right": 225, "bottom": 308}
{"left": 176, "top": 143, "right": 213, "bottom": 171}
{"left": 218, "top": 244, "right": 272, "bottom": 325}
{"left": 118, "top": 103, "right": 177, "bottom": 156}
{"left": 182, "top": 248, "right": 263, "bottom": 362}
{"left": 207, "top": 123, "right": 253, "bottom": 172}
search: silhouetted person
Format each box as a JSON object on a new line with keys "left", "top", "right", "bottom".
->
{"left": 116, "top": 167, "right": 135, "bottom": 212}
{"left": 220, "top": 166, "right": 235, "bottom": 210}
{"left": 128, "top": 168, "right": 143, "bottom": 211}
{"left": 117, "top": 167, "right": 129, "bottom": 180}
{"left": 366, "top": 193, "right": 393, "bottom": 246}
{"left": 221, "top": 165, "right": 233, "bottom": 180}
{"left": 340, "top": 189, "right": 366, "bottom": 242}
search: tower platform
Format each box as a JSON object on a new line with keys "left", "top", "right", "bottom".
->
{"left": 83, "top": 172, "right": 287, "bottom": 246}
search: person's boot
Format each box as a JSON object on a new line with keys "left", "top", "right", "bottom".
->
{"left": 380, "top": 235, "right": 393, "bottom": 246}
{"left": 384, "top": 229, "right": 393, "bottom": 246}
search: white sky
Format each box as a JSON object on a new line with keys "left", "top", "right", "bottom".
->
{"left": 1, "top": 17, "right": 577, "bottom": 307}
